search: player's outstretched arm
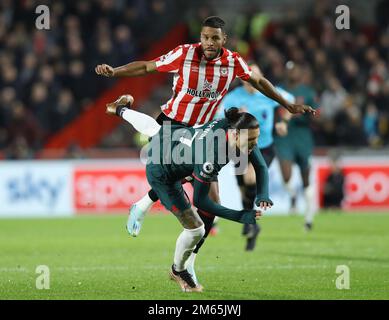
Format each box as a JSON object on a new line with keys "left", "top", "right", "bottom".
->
{"left": 95, "top": 60, "right": 157, "bottom": 77}
{"left": 247, "top": 71, "right": 316, "bottom": 115}
{"left": 248, "top": 147, "right": 273, "bottom": 210}
{"left": 192, "top": 176, "right": 261, "bottom": 224}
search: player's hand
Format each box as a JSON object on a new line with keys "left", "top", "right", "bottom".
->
{"left": 95, "top": 64, "right": 115, "bottom": 77}
{"left": 240, "top": 209, "right": 263, "bottom": 224}
{"left": 286, "top": 103, "right": 316, "bottom": 115}
{"left": 255, "top": 210, "right": 262, "bottom": 220}
{"left": 275, "top": 121, "right": 288, "bottom": 136}
{"left": 256, "top": 198, "right": 273, "bottom": 211}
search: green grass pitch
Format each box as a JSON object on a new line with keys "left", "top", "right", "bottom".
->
{"left": 0, "top": 211, "right": 388, "bottom": 300}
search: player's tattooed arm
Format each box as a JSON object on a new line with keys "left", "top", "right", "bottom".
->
{"left": 95, "top": 61, "right": 157, "bottom": 77}
{"left": 247, "top": 71, "right": 316, "bottom": 115}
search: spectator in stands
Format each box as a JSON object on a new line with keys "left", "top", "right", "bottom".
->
{"left": 0, "top": 0, "right": 181, "bottom": 157}
{"left": 323, "top": 151, "right": 345, "bottom": 209}
{"left": 29, "top": 82, "right": 51, "bottom": 131}
{"left": 6, "top": 101, "right": 43, "bottom": 154}
{"left": 50, "top": 89, "right": 77, "bottom": 133}
{"left": 334, "top": 96, "right": 367, "bottom": 146}
{"left": 320, "top": 75, "right": 347, "bottom": 121}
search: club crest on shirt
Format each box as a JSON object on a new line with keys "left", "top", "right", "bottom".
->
{"left": 220, "top": 67, "right": 228, "bottom": 76}
{"left": 203, "top": 79, "right": 213, "bottom": 91}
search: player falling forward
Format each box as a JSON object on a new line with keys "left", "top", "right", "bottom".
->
{"left": 106, "top": 94, "right": 272, "bottom": 286}
{"left": 108, "top": 99, "right": 265, "bottom": 292}
{"left": 95, "top": 16, "right": 316, "bottom": 240}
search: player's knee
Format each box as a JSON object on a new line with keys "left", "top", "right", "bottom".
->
{"left": 193, "top": 218, "right": 205, "bottom": 231}
{"left": 187, "top": 224, "right": 205, "bottom": 240}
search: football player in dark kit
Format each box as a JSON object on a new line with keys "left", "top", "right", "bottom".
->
{"left": 109, "top": 98, "right": 271, "bottom": 292}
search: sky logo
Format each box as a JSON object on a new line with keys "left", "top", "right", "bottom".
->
{"left": 7, "top": 172, "right": 64, "bottom": 208}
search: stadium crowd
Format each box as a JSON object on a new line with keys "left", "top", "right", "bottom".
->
{"left": 1, "top": 0, "right": 388, "bottom": 159}
{"left": 0, "top": 0, "right": 181, "bottom": 159}
{"left": 187, "top": 1, "right": 389, "bottom": 148}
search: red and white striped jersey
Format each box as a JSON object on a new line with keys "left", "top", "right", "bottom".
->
{"left": 154, "top": 43, "right": 252, "bottom": 126}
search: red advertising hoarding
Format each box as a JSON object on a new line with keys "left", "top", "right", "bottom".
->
{"left": 317, "top": 163, "right": 389, "bottom": 210}
{"left": 73, "top": 164, "right": 193, "bottom": 213}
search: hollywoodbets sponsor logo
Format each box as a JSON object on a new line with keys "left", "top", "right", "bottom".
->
{"left": 186, "top": 88, "right": 220, "bottom": 100}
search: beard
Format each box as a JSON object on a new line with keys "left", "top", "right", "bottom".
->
{"left": 203, "top": 48, "right": 221, "bottom": 60}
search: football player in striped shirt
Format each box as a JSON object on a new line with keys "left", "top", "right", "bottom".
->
{"left": 95, "top": 16, "right": 315, "bottom": 230}
{"left": 96, "top": 17, "right": 315, "bottom": 278}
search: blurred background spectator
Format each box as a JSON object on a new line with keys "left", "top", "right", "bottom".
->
{"left": 0, "top": 0, "right": 388, "bottom": 159}
{"left": 323, "top": 150, "right": 345, "bottom": 209}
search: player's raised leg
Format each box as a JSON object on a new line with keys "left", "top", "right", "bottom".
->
{"left": 106, "top": 94, "right": 161, "bottom": 137}
{"left": 105, "top": 94, "right": 161, "bottom": 236}
{"left": 127, "top": 190, "right": 159, "bottom": 237}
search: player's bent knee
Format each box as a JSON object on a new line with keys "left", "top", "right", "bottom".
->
{"left": 174, "top": 207, "right": 205, "bottom": 230}
{"left": 188, "top": 219, "right": 204, "bottom": 230}
{"left": 186, "top": 224, "right": 205, "bottom": 240}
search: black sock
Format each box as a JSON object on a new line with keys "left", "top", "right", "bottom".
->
{"left": 242, "top": 184, "right": 257, "bottom": 237}
{"left": 148, "top": 189, "right": 159, "bottom": 202}
{"left": 242, "top": 184, "right": 256, "bottom": 210}
{"left": 193, "top": 211, "right": 215, "bottom": 254}
{"left": 116, "top": 105, "right": 128, "bottom": 117}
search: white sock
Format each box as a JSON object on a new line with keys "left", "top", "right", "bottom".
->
{"left": 174, "top": 225, "right": 205, "bottom": 272}
{"left": 185, "top": 252, "right": 198, "bottom": 285}
{"left": 121, "top": 109, "right": 161, "bottom": 137}
{"left": 304, "top": 185, "right": 315, "bottom": 224}
{"left": 135, "top": 193, "right": 155, "bottom": 213}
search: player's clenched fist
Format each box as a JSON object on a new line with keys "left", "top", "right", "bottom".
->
{"left": 95, "top": 64, "right": 115, "bottom": 77}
